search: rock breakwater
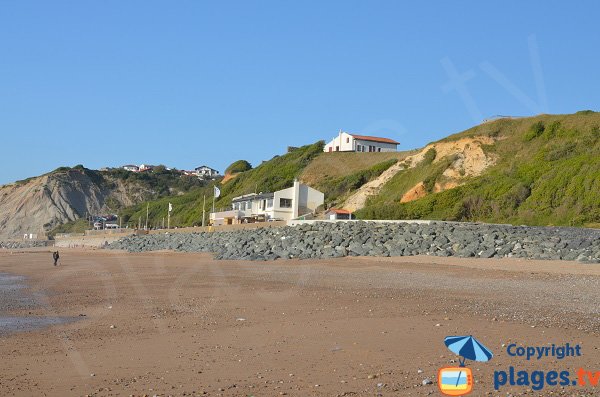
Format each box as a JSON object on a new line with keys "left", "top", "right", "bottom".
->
{"left": 107, "top": 221, "right": 600, "bottom": 263}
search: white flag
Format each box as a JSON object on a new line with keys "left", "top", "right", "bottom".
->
{"left": 168, "top": 202, "right": 173, "bottom": 212}
{"left": 214, "top": 186, "right": 221, "bottom": 198}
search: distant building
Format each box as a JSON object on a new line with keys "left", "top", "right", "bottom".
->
{"left": 122, "top": 164, "right": 140, "bottom": 172}
{"left": 325, "top": 208, "right": 355, "bottom": 220}
{"left": 194, "top": 165, "right": 220, "bottom": 179}
{"left": 139, "top": 164, "right": 154, "bottom": 172}
{"left": 210, "top": 180, "right": 324, "bottom": 225}
{"left": 324, "top": 131, "right": 399, "bottom": 153}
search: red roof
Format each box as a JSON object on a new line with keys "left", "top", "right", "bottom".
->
{"left": 350, "top": 134, "right": 399, "bottom": 145}
{"left": 327, "top": 208, "right": 352, "bottom": 214}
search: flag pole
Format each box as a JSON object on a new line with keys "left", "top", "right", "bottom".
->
{"left": 211, "top": 186, "right": 220, "bottom": 226}
{"left": 202, "top": 194, "right": 206, "bottom": 227}
{"left": 212, "top": 194, "right": 216, "bottom": 216}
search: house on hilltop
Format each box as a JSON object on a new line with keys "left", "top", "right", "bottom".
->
{"left": 195, "top": 165, "right": 220, "bottom": 179}
{"left": 122, "top": 164, "right": 140, "bottom": 172}
{"left": 139, "top": 164, "right": 154, "bottom": 172}
{"left": 324, "top": 131, "right": 399, "bottom": 153}
{"left": 210, "top": 180, "right": 324, "bottom": 225}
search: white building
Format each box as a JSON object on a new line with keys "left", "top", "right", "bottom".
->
{"left": 324, "top": 131, "right": 399, "bottom": 153}
{"left": 122, "top": 164, "right": 140, "bottom": 172}
{"left": 195, "top": 165, "right": 220, "bottom": 179}
{"left": 210, "top": 180, "right": 324, "bottom": 225}
{"left": 325, "top": 208, "right": 355, "bottom": 220}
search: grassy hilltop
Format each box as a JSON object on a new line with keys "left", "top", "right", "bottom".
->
{"left": 358, "top": 111, "right": 600, "bottom": 227}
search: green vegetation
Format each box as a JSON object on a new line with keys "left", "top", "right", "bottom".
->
{"left": 119, "top": 184, "right": 217, "bottom": 228}
{"left": 314, "top": 159, "right": 398, "bottom": 206}
{"left": 300, "top": 150, "right": 412, "bottom": 185}
{"left": 225, "top": 160, "right": 252, "bottom": 174}
{"left": 357, "top": 112, "right": 600, "bottom": 227}
{"left": 214, "top": 141, "right": 325, "bottom": 207}
{"left": 118, "top": 141, "right": 326, "bottom": 228}
{"left": 100, "top": 166, "right": 207, "bottom": 197}
{"left": 48, "top": 219, "right": 90, "bottom": 237}
{"left": 422, "top": 148, "right": 437, "bottom": 165}
{"left": 523, "top": 121, "right": 545, "bottom": 141}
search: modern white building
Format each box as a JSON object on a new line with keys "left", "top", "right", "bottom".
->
{"left": 210, "top": 180, "right": 324, "bottom": 225}
{"left": 195, "top": 165, "right": 220, "bottom": 179}
{"left": 324, "top": 131, "right": 399, "bottom": 153}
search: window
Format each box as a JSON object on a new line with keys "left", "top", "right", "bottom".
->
{"left": 280, "top": 198, "right": 292, "bottom": 208}
{"left": 267, "top": 198, "right": 273, "bottom": 208}
{"left": 357, "top": 144, "right": 361, "bottom": 151}
{"left": 346, "top": 137, "right": 349, "bottom": 143}
{"left": 378, "top": 148, "right": 382, "bottom": 152}
{"left": 246, "top": 201, "right": 252, "bottom": 210}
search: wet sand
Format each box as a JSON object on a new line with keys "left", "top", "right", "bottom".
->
{"left": 0, "top": 272, "right": 77, "bottom": 334}
{"left": 0, "top": 249, "right": 598, "bottom": 396}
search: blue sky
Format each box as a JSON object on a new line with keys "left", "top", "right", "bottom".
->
{"left": 1, "top": 1, "right": 598, "bottom": 185}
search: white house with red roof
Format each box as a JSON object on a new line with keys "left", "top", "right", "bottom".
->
{"left": 324, "top": 131, "right": 399, "bottom": 153}
{"left": 325, "top": 208, "right": 355, "bottom": 220}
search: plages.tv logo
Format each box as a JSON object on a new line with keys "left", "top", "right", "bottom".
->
{"left": 438, "top": 335, "right": 494, "bottom": 396}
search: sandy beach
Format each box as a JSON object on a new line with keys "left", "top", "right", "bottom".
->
{"left": 0, "top": 249, "right": 599, "bottom": 396}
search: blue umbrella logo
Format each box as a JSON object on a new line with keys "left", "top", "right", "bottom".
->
{"left": 438, "top": 335, "right": 494, "bottom": 395}
{"left": 444, "top": 335, "right": 494, "bottom": 366}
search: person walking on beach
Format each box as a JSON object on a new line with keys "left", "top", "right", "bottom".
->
{"left": 52, "top": 251, "right": 60, "bottom": 266}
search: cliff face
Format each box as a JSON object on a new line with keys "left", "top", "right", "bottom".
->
{"left": 0, "top": 169, "right": 150, "bottom": 238}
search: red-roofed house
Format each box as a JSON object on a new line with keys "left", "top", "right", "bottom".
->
{"left": 325, "top": 208, "right": 355, "bottom": 220}
{"left": 324, "top": 131, "right": 399, "bottom": 153}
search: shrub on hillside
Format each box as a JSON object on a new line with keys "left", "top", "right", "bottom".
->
{"left": 422, "top": 148, "right": 437, "bottom": 165}
{"left": 523, "top": 121, "right": 545, "bottom": 141}
{"left": 225, "top": 160, "right": 252, "bottom": 174}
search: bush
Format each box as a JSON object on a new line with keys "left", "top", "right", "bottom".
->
{"left": 225, "top": 160, "right": 252, "bottom": 174}
{"left": 544, "top": 141, "right": 577, "bottom": 161}
{"left": 422, "top": 148, "right": 437, "bottom": 165}
{"left": 523, "top": 121, "right": 545, "bottom": 141}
